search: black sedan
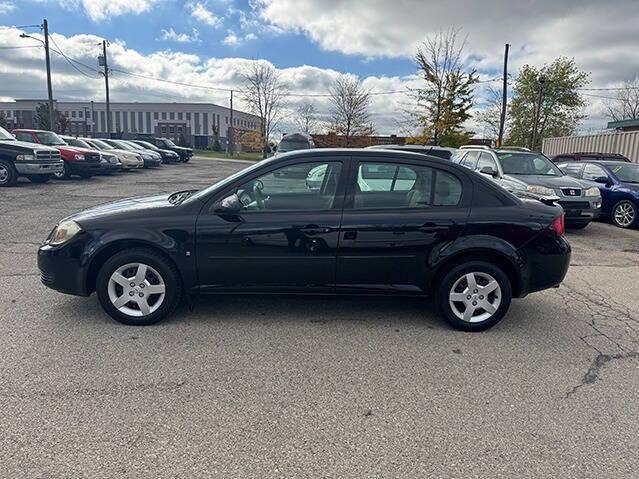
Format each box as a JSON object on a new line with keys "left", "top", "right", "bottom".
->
{"left": 38, "top": 149, "right": 570, "bottom": 331}
{"left": 130, "top": 140, "right": 181, "bottom": 164}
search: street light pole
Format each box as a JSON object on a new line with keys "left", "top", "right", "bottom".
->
{"left": 497, "top": 43, "right": 510, "bottom": 147}
{"left": 42, "top": 19, "right": 55, "bottom": 132}
{"left": 99, "top": 40, "right": 111, "bottom": 138}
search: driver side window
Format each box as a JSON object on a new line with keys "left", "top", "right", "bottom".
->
{"left": 582, "top": 164, "right": 607, "bottom": 181}
{"left": 236, "top": 161, "right": 342, "bottom": 211}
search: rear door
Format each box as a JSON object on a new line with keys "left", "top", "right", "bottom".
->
{"left": 336, "top": 156, "right": 471, "bottom": 293}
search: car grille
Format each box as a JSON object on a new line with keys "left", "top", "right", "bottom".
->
{"left": 84, "top": 152, "right": 101, "bottom": 163}
{"left": 40, "top": 270, "right": 54, "bottom": 285}
{"left": 561, "top": 188, "right": 582, "bottom": 197}
{"left": 559, "top": 201, "right": 591, "bottom": 216}
{"left": 35, "top": 150, "right": 62, "bottom": 161}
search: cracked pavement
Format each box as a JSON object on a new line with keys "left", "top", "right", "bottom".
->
{"left": 0, "top": 158, "right": 638, "bottom": 478}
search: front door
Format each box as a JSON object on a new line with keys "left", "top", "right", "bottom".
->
{"left": 196, "top": 158, "right": 346, "bottom": 292}
{"left": 336, "top": 158, "right": 470, "bottom": 293}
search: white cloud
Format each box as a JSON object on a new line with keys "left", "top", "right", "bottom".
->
{"left": 159, "top": 28, "right": 200, "bottom": 44}
{"left": 222, "top": 30, "right": 257, "bottom": 47}
{"left": 40, "top": 0, "right": 158, "bottom": 21}
{"left": 188, "top": 1, "right": 221, "bottom": 27}
{"left": 0, "top": 1, "right": 15, "bottom": 14}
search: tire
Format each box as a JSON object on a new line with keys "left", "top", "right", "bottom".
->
{"left": 96, "top": 248, "right": 182, "bottom": 326}
{"left": 26, "top": 174, "right": 53, "bottom": 184}
{"left": 611, "top": 200, "right": 637, "bottom": 229}
{"left": 53, "top": 162, "right": 71, "bottom": 180}
{"left": 436, "top": 261, "right": 512, "bottom": 332}
{"left": 0, "top": 159, "right": 18, "bottom": 187}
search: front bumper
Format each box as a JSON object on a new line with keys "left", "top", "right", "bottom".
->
{"left": 15, "top": 160, "right": 64, "bottom": 175}
{"left": 143, "top": 157, "right": 162, "bottom": 167}
{"left": 558, "top": 199, "right": 601, "bottom": 225}
{"left": 38, "top": 240, "right": 90, "bottom": 296}
{"left": 68, "top": 161, "right": 106, "bottom": 176}
{"left": 98, "top": 162, "right": 122, "bottom": 174}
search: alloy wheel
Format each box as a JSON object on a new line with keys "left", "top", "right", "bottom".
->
{"left": 614, "top": 201, "right": 636, "bottom": 228}
{"left": 107, "top": 262, "right": 166, "bottom": 317}
{"left": 0, "top": 165, "right": 8, "bottom": 185}
{"left": 53, "top": 164, "right": 66, "bottom": 179}
{"left": 448, "top": 272, "right": 502, "bottom": 323}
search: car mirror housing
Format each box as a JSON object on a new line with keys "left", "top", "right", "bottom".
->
{"left": 213, "top": 193, "right": 242, "bottom": 214}
{"left": 479, "top": 166, "right": 498, "bottom": 177}
{"left": 594, "top": 176, "right": 611, "bottom": 186}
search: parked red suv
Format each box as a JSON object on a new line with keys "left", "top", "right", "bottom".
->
{"left": 12, "top": 129, "right": 106, "bottom": 179}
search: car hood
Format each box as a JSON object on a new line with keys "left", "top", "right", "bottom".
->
{"left": 67, "top": 194, "right": 174, "bottom": 223}
{"left": 619, "top": 182, "right": 639, "bottom": 193}
{"left": 502, "top": 174, "right": 585, "bottom": 190}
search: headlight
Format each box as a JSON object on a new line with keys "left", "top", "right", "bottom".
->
{"left": 527, "top": 185, "right": 555, "bottom": 196}
{"left": 16, "top": 154, "right": 35, "bottom": 161}
{"left": 584, "top": 187, "right": 600, "bottom": 197}
{"left": 48, "top": 220, "right": 82, "bottom": 245}
{"left": 74, "top": 154, "right": 85, "bottom": 161}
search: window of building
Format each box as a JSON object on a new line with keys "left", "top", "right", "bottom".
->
{"left": 161, "top": 112, "right": 167, "bottom": 120}
{"left": 154, "top": 112, "right": 159, "bottom": 120}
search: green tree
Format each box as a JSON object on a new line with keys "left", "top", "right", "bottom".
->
{"left": 413, "top": 28, "right": 478, "bottom": 147}
{"left": 34, "top": 102, "right": 69, "bottom": 133}
{"left": 508, "top": 57, "right": 589, "bottom": 150}
{"left": 0, "top": 111, "right": 7, "bottom": 129}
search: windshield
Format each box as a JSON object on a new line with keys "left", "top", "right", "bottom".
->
{"left": 160, "top": 139, "right": 176, "bottom": 147}
{"left": 123, "top": 141, "right": 144, "bottom": 150}
{"left": 498, "top": 152, "right": 563, "bottom": 176}
{"left": 66, "top": 138, "right": 92, "bottom": 149}
{"left": 186, "top": 159, "right": 270, "bottom": 203}
{"left": 88, "top": 139, "right": 113, "bottom": 150}
{"left": 137, "top": 141, "right": 158, "bottom": 150}
{"left": 109, "top": 140, "right": 136, "bottom": 151}
{"left": 0, "top": 126, "right": 15, "bottom": 141}
{"left": 35, "top": 131, "right": 67, "bottom": 146}
{"left": 610, "top": 164, "right": 639, "bottom": 183}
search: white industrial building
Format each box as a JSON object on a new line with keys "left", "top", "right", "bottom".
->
{"left": 0, "top": 99, "right": 261, "bottom": 149}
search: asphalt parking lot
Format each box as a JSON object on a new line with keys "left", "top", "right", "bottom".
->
{"left": 1, "top": 158, "right": 638, "bottom": 478}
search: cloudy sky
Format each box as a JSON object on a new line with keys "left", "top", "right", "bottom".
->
{"left": 0, "top": 0, "right": 637, "bottom": 135}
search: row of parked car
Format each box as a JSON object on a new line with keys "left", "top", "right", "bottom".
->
{"left": 364, "top": 144, "right": 639, "bottom": 229}
{"left": 0, "top": 126, "right": 193, "bottom": 186}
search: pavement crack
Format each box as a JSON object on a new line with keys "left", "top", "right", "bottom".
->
{"left": 565, "top": 351, "right": 639, "bottom": 398}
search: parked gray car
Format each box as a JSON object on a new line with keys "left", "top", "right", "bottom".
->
{"left": 457, "top": 147, "right": 602, "bottom": 228}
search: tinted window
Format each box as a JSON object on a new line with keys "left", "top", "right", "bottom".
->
{"left": 498, "top": 152, "right": 562, "bottom": 176}
{"left": 354, "top": 162, "right": 461, "bottom": 209}
{"left": 582, "top": 164, "right": 607, "bottom": 181}
{"left": 35, "top": 131, "right": 66, "bottom": 145}
{"left": 236, "top": 161, "right": 342, "bottom": 211}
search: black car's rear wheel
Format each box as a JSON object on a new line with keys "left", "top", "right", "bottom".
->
{"left": 436, "top": 261, "right": 512, "bottom": 332}
{"left": 0, "top": 160, "right": 18, "bottom": 186}
{"left": 96, "top": 248, "right": 181, "bottom": 325}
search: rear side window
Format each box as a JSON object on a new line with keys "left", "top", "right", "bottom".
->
{"left": 355, "top": 162, "right": 462, "bottom": 209}
{"left": 461, "top": 151, "right": 479, "bottom": 169}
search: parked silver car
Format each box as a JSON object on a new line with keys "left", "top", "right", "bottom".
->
{"left": 457, "top": 146, "right": 602, "bottom": 228}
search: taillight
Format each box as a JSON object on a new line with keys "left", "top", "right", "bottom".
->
{"left": 550, "top": 214, "right": 565, "bottom": 236}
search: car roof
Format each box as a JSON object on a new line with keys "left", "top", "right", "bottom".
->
{"left": 367, "top": 144, "right": 456, "bottom": 151}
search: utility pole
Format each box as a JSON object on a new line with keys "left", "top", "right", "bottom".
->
{"left": 497, "top": 43, "right": 510, "bottom": 147}
{"left": 99, "top": 41, "right": 111, "bottom": 138}
{"left": 228, "top": 90, "right": 234, "bottom": 156}
{"left": 83, "top": 106, "right": 89, "bottom": 137}
{"left": 530, "top": 76, "right": 546, "bottom": 150}
{"left": 42, "top": 19, "right": 55, "bottom": 132}
{"left": 90, "top": 100, "right": 94, "bottom": 137}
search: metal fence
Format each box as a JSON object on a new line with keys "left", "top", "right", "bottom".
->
{"left": 542, "top": 131, "right": 639, "bottom": 163}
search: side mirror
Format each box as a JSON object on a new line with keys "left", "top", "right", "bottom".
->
{"left": 594, "top": 176, "right": 611, "bottom": 186}
{"left": 479, "top": 166, "right": 498, "bottom": 177}
{"left": 213, "top": 193, "right": 242, "bottom": 214}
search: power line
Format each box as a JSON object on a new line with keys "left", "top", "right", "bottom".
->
{"left": 48, "top": 36, "right": 100, "bottom": 79}
{"left": 0, "top": 45, "right": 42, "bottom": 50}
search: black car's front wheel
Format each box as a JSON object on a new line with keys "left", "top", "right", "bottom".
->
{"left": 436, "top": 261, "right": 512, "bottom": 332}
{"left": 96, "top": 249, "right": 182, "bottom": 325}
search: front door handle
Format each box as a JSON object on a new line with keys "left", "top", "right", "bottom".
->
{"left": 300, "top": 225, "right": 331, "bottom": 235}
{"left": 343, "top": 231, "right": 357, "bottom": 240}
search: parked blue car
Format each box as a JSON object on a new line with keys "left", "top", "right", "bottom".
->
{"left": 557, "top": 160, "right": 639, "bottom": 228}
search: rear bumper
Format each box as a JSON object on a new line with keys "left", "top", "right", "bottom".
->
{"left": 518, "top": 231, "right": 571, "bottom": 297}
{"left": 15, "top": 161, "right": 63, "bottom": 175}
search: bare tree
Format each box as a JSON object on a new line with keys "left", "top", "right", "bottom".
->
{"left": 328, "top": 74, "right": 373, "bottom": 146}
{"left": 413, "top": 28, "right": 478, "bottom": 146}
{"left": 241, "top": 62, "right": 288, "bottom": 158}
{"left": 606, "top": 77, "right": 639, "bottom": 122}
{"left": 475, "top": 85, "right": 505, "bottom": 140}
{"left": 293, "top": 101, "right": 320, "bottom": 135}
